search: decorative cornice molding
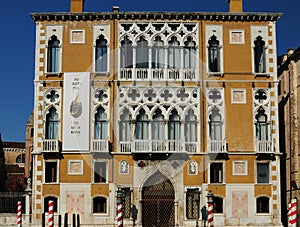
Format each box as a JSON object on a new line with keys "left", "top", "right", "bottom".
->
{"left": 30, "top": 11, "right": 282, "bottom": 22}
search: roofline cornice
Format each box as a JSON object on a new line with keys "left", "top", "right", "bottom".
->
{"left": 30, "top": 11, "right": 282, "bottom": 22}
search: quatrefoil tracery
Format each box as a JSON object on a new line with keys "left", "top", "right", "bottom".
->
{"left": 44, "top": 89, "right": 60, "bottom": 104}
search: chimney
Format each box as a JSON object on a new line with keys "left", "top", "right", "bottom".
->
{"left": 112, "top": 6, "right": 120, "bottom": 13}
{"left": 228, "top": 0, "right": 243, "bottom": 12}
{"left": 70, "top": 0, "right": 85, "bottom": 12}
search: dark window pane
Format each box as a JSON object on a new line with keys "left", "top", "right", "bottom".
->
{"left": 94, "top": 162, "right": 106, "bottom": 183}
{"left": 45, "top": 162, "right": 57, "bottom": 183}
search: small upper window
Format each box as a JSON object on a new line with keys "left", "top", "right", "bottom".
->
{"left": 94, "top": 161, "right": 107, "bottom": 183}
{"left": 45, "top": 161, "right": 57, "bottom": 183}
{"left": 16, "top": 154, "right": 26, "bottom": 163}
{"left": 95, "top": 35, "right": 108, "bottom": 72}
{"left": 256, "top": 196, "right": 269, "bottom": 213}
{"left": 93, "top": 196, "right": 107, "bottom": 213}
{"left": 47, "top": 35, "right": 61, "bottom": 73}
{"left": 254, "top": 36, "right": 266, "bottom": 73}
{"left": 213, "top": 196, "right": 223, "bottom": 213}
{"left": 257, "top": 162, "right": 269, "bottom": 184}
{"left": 210, "top": 162, "right": 223, "bottom": 183}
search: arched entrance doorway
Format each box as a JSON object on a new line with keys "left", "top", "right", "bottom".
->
{"left": 142, "top": 171, "right": 175, "bottom": 227}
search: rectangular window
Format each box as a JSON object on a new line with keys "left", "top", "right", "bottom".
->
{"left": 70, "top": 30, "right": 85, "bottom": 44}
{"left": 229, "top": 30, "right": 245, "bottom": 44}
{"left": 257, "top": 163, "right": 269, "bottom": 183}
{"left": 231, "top": 89, "right": 246, "bottom": 104}
{"left": 186, "top": 189, "right": 199, "bottom": 219}
{"left": 210, "top": 162, "right": 223, "bottom": 183}
{"left": 68, "top": 160, "right": 83, "bottom": 175}
{"left": 45, "top": 161, "right": 57, "bottom": 183}
{"left": 232, "top": 160, "right": 248, "bottom": 176}
{"left": 94, "top": 161, "right": 107, "bottom": 183}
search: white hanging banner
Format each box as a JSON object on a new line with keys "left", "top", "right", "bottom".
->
{"left": 63, "top": 72, "right": 90, "bottom": 151}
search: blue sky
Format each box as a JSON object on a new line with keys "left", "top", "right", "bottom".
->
{"left": 0, "top": 0, "right": 298, "bottom": 142}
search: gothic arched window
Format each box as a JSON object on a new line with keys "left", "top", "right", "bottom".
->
{"left": 152, "top": 109, "right": 165, "bottom": 141}
{"left": 152, "top": 36, "right": 165, "bottom": 69}
{"left": 168, "top": 109, "right": 180, "bottom": 140}
{"left": 168, "top": 36, "right": 180, "bottom": 70}
{"left": 119, "top": 108, "right": 132, "bottom": 142}
{"left": 136, "top": 36, "right": 149, "bottom": 68}
{"left": 95, "top": 35, "right": 108, "bottom": 72}
{"left": 136, "top": 109, "right": 149, "bottom": 140}
{"left": 209, "top": 107, "right": 222, "bottom": 141}
{"left": 255, "top": 107, "right": 268, "bottom": 141}
{"left": 120, "top": 36, "right": 133, "bottom": 69}
{"left": 47, "top": 35, "right": 60, "bottom": 73}
{"left": 208, "top": 35, "right": 220, "bottom": 72}
{"left": 184, "top": 36, "right": 196, "bottom": 69}
{"left": 254, "top": 36, "right": 266, "bottom": 73}
{"left": 94, "top": 107, "right": 108, "bottom": 140}
{"left": 45, "top": 107, "right": 59, "bottom": 140}
{"left": 184, "top": 109, "right": 197, "bottom": 142}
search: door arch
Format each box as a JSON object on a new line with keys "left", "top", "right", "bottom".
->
{"left": 142, "top": 171, "right": 175, "bottom": 227}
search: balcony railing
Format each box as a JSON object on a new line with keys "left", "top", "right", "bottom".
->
{"left": 43, "top": 139, "right": 60, "bottom": 152}
{"left": 208, "top": 140, "right": 227, "bottom": 153}
{"left": 255, "top": 140, "right": 274, "bottom": 153}
{"left": 119, "top": 140, "right": 197, "bottom": 153}
{"left": 120, "top": 68, "right": 196, "bottom": 81}
{"left": 92, "top": 140, "right": 109, "bottom": 152}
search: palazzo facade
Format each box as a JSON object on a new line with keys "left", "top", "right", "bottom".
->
{"left": 30, "top": 0, "right": 283, "bottom": 226}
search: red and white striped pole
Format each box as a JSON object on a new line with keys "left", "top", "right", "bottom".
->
{"left": 17, "top": 201, "right": 22, "bottom": 227}
{"left": 117, "top": 191, "right": 123, "bottom": 227}
{"left": 288, "top": 198, "right": 297, "bottom": 227}
{"left": 48, "top": 200, "right": 54, "bottom": 227}
{"left": 207, "top": 191, "right": 214, "bottom": 227}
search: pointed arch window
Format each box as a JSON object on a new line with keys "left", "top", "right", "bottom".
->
{"left": 45, "top": 107, "right": 59, "bottom": 140}
{"left": 168, "top": 109, "right": 180, "bottom": 140}
{"left": 119, "top": 109, "right": 132, "bottom": 142}
{"left": 47, "top": 35, "right": 61, "bottom": 73}
{"left": 184, "top": 36, "right": 196, "bottom": 69}
{"left": 136, "top": 36, "right": 149, "bottom": 68}
{"left": 152, "top": 109, "right": 165, "bottom": 140}
{"left": 94, "top": 107, "right": 108, "bottom": 140}
{"left": 95, "top": 35, "right": 108, "bottom": 72}
{"left": 120, "top": 36, "right": 133, "bottom": 69}
{"left": 255, "top": 107, "right": 268, "bottom": 140}
{"left": 184, "top": 109, "right": 197, "bottom": 142}
{"left": 209, "top": 107, "right": 223, "bottom": 141}
{"left": 208, "top": 35, "right": 220, "bottom": 72}
{"left": 168, "top": 36, "right": 180, "bottom": 69}
{"left": 254, "top": 36, "right": 266, "bottom": 73}
{"left": 152, "top": 36, "right": 165, "bottom": 69}
{"left": 136, "top": 109, "right": 149, "bottom": 140}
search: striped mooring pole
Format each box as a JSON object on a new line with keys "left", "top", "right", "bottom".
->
{"left": 208, "top": 202, "right": 213, "bottom": 227}
{"left": 117, "top": 190, "right": 123, "bottom": 227}
{"left": 288, "top": 198, "right": 297, "bottom": 227}
{"left": 48, "top": 200, "right": 54, "bottom": 227}
{"left": 17, "top": 201, "right": 22, "bottom": 227}
{"left": 207, "top": 191, "right": 214, "bottom": 227}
